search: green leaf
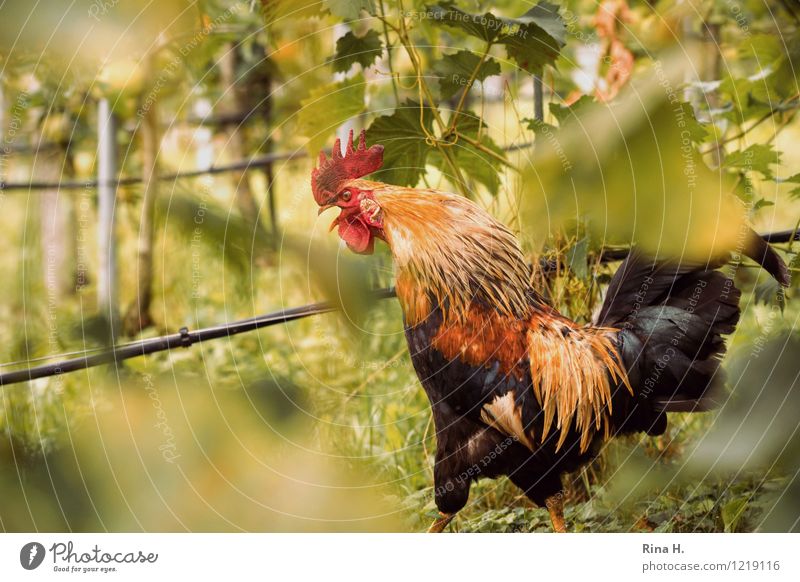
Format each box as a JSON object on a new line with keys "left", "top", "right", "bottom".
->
{"left": 566, "top": 237, "right": 589, "bottom": 279}
{"left": 722, "top": 494, "right": 749, "bottom": 532}
{"left": 326, "top": 0, "right": 375, "bottom": 21}
{"left": 502, "top": 2, "right": 566, "bottom": 74}
{"left": 718, "top": 75, "right": 762, "bottom": 124}
{"left": 770, "top": 35, "right": 800, "bottom": 100}
{"left": 524, "top": 118, "right": 557, "bottom": 135}
{"left": 283, "top": 236, "right": 379, "bottom": 329}
{"left": 725, "top": 144, "right": 781, "bottom": 179}
{"left": 430, "top": 113, "right": 504, "bottom": 195}
{"left": 298, "top": 73, "right": 366, "bottom": 155}
{"left": 752, "top": 198, "right": 774, "bottom": 211}
{"left": 518, "top": 1, "right": 566, "bottom": 46}
{"left": 754, "top": 277, "right": 785, "bottom": 310}
{"left": 331, "top": 30, "right": 383, "bottom": 73}
{"left": 427, "top": 2, "right": 565, "bottom": 74}
{"left": 426, "top": 3, "right": 507, "bottom": 42}
{"left": 676, "top": 102, "right": 709, "bottom": 143}
{"left": 454, "top": 116, "right": 504, "bottom": 195}
{"left": 549, "top": 95, "right": 594, "bottom": 125}
{"left": 739, "top": 34, "right": 783, "bottom": 67}
{"left": 778, "top": 172, "right": 800, "bottom": 184}
{"left": 366, "top": 101, "right": 435, "bottom": 187}
{"left": 779, "top": 173, "right": 800, "bottom": 199}
{"left": 264, "top": 0, "right": 325, "bottom": 26}
{"left": 433, "top": 50, "right": 501, "bottom": 99}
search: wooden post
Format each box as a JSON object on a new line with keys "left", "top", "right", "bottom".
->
{"left": 219, "top": 41, "right": 271, "bottom": 257}
{"left": 97, "top": 98, "right": 119, "bottom": 327}
{"left": 123, "top": 58, "right": 160, "bottom": 335}
{"left": 262, "top": 55, "right": 278, "bottom": 249}
{"left": 533, "top": 75, "right": 544, "bottom": 123}
{"left": 38, "top": 146, "right": 70, "bottom": 303}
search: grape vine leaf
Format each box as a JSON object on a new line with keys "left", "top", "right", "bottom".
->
{"left": 433, "top": 50, "right": 501, "bottom": 99}
{"left": 517, "top": 1, "right": 566, "bottom": 47}
{"left": 752, "top": 198, "right": 775, "bottom": 211}
{"left": 739, "top": 34, "right": 783, "bottom": 67}
{"left": 502, "top": 2, "right": 566, "bottom": 74}
{"left": 366, "top": 101, "right": 435, "bottom": 187}
{"left": 770, "top": 34, "right": 800, "bottom": 100}
{"left": 549, "top": 95, "right": 594, "bottom": 125}
{"left": 426, "top": 3, "right": 507, "bottom": 42}
{"left": 331, "top": 30, "right": 383, "bottom": 73}
{"left": 725, "top": 144, "right": 781, "bottom": 179}
{"left": 429, "top": 113, "right": 504, "bottom": 195}
{"left": 427, "top": 2, "right": 565, "bottom": 73}
{"left": 521, "top": 52, "right": 744, "bottom": 260}
{"left": 777, "top": 173, "right": 800, "bottom": 199}
{"left": 524, "top": 119, "right": 558, "bottom": 135}
{"left": 676, "top": 102, "right": 709, "bottom": 143}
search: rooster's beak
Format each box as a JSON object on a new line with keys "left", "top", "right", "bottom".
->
{"left": 317, "top": 204, "right": 335, "bottom": 215}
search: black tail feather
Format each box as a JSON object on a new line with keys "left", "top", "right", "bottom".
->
{"left": 743, "top": 227, "right": 791, "bottom": 287}
{"left": 599, "top": 251, "right": 742, "bottom": 421}
{"left": 597, "top": 230, "right": 788, "bottom": 329}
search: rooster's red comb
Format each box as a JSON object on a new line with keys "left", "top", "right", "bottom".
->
{"left": 311, "top": 129, "right": 384, "bottom": 205}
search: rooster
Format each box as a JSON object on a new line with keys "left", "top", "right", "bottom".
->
{"left": 312, "top": 130, "right": 791, "bottom": 532}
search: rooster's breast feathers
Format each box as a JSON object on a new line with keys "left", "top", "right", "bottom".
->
{"left": 411, "top": 300, "right": 630, "bottom": 455}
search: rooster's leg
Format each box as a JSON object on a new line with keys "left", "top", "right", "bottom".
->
{"left": 427, "top": 512, "right": 455, "bottom": 533}
{"left": 545, "top": 493, "right": 567, "bottom": 533}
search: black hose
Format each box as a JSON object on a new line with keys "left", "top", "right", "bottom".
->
{"left": 0, "top": 289, "right": 396, "bottom": 387}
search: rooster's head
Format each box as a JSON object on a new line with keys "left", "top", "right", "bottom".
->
{"left": 312, "top": 129, "right": 385, "bottom": 254}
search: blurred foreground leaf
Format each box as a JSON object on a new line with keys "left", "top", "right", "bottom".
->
{"left": 0, "top": 0, "right": 195, "bottom": 65}
{"left": 263, "top": 0, "right": 324, "bottom": 26}
{"left": 521, "top": 50, "right": 744, "bottom": 259}
{"left": 693, "top": 334, "right": 800, "bottom": 472}
{"left": 298, "top": 73, "right": 366, "bottom": 155}
{"left": 691, "top": 333, "right": 800, "bottom": 531}
{"left": 282, "top": 235, "right": 381, "bottom": 329}
{"left": 326, "top": 0, "right": 376, "bottom": 21}
{"left": 159, "top": 190, "right": 271, "bottom": 276}
{"left": 0, "top": 374, "right": 399, "bottom": 531}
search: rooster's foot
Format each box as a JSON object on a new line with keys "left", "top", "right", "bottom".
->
{"left": 427, "top": 512, "right": 455, "bottom": 533}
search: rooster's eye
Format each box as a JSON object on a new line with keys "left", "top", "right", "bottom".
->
{"left": 340, "top": 190, "right": 352, "bottom": 201}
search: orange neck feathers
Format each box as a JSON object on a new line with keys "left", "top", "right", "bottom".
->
{"left": 370, "top": 187, "right": 533, "bottom": 326}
